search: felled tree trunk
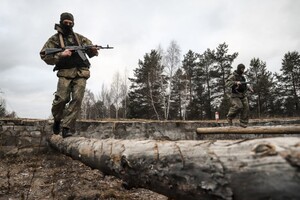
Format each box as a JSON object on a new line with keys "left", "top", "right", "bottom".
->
{"left": 48, "top": 136, "right": 300, "bottom": 200}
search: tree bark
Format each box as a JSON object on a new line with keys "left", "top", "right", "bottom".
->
{"left": 48, "top": 136, "right": 300, "bottom": 200}
{"left": 196, "top": 125, "right": 300, "bottom": 134}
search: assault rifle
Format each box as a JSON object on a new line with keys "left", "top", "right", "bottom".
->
{"left": 235, "top": 81, "right": 254, "bottom": 93}
{"left": 44, "top": 45, "right": 113, "bottom": 62}
{"left": 237, "top": 81, "right": 251, "bottom": 85}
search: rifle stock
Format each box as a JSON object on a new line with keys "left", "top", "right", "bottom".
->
{"left": 240, "top": 81, "right": 251, "bottom": 84}
{"left": 44, "top": 48, "right": 64, "bottom": 55}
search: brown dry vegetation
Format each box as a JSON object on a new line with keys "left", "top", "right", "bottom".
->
{"left": 0, "top": 149, "right": 167, "bottom": 200}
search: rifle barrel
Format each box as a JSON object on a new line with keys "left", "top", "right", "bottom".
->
{"left": 96, "top": 45, "right": 113, "bottom": 49}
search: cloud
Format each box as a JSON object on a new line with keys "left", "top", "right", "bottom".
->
{"left": 0, "top": 0, "right": 299, "bottom": 118}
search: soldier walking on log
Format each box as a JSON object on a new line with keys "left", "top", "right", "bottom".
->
{"left": 40, "top": 12, "right": 99, "bottom": 138}
{"left": 226, "top": 64, "right": 254, "bottom": 128}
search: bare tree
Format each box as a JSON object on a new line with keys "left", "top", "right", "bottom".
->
{"left": 81, "top": 89, "right": 96, "bottom": 119}
{"left": 163, "top": 40, "right": 181, "bottom": 119}
{"left": 120, "top": 68, "right": 129, "bottom": 118}
{"left": 156, "top": 45, "right": 168, "bottom": 119}
{"left": 111, "top": 71, "right": 123, "bottom": 119}
{"left": 100, "top": 83, "right": 109, "bottom": 118}
{"left": 0, "top": 97, "right": 6, "bottom": 117}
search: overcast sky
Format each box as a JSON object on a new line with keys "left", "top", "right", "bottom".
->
{"left": 0, "top": 0, "right": 299, "bottom": 119}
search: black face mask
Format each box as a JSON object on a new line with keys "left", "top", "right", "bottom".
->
{"left": 237, "top": 68, "right": 244, "bottom": 75}
{"left": 60, "top": 23, "right": 73, "bottom": 35}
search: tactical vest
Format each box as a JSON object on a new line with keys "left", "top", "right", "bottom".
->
{"left": 55, "top": 33, "right": 90, "bottom": 70}
{"left": 232, "top": 73, "right": 247, "bottom": 94}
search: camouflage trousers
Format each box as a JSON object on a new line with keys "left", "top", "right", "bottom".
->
{"left": 52, "top": 77, "right": 86, "bottom": 131}
{"left": 227, "top": 96, "right": 249, "bottom": 125}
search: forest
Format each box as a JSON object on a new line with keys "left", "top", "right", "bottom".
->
{"left": 1, "top": 41, "right": 299, "bottom": 120}
{"left": 80, "top": 41, "right": 300, "bottom": 120}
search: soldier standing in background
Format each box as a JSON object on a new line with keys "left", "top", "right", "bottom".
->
{"left": 226, "top": 64, "right": 254, "bottom": 128}
{"left": 40, "top": 12, "right": 99, "bottom": 138}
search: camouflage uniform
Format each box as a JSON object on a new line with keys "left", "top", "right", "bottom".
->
{"left": 226, "top": 69, "right": 250, "bottom": 127}
{"left": 40, "top": 21, "right": 97, "bottom": 133}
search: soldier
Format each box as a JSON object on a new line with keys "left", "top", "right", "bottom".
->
{"left": 40, "top": 12, "right": 99, "bottom": 137}
{"left": 226, "top": 64, "right": 254, "bottom": 128}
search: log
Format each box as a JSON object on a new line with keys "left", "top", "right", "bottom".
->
{"left": 48, "top": 136, "right": 300, "bottom": 200}
{"left": 196, "top": 125, "right": 300, "bottom": 134}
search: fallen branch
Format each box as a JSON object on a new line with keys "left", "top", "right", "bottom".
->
{"left": 48, "top": 136, "right": 300, "bottom": 200}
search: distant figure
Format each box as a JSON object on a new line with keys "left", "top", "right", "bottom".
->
{"left": 226, "top": 64, "right": 254, "bottom": 128}
{"left": 40, "top": 12, "right": 99, "bottom": 138}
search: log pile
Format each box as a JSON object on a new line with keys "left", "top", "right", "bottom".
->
{"left": 48, "top": 136, "right": 300, "bottom": 200}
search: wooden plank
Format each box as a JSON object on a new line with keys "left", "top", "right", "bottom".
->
{"left": 196, "top": 125, "right": 300, "bottom": 134}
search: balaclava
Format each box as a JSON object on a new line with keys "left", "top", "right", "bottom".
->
{"left": 60, "top": 12, "right": 74, "bottom": 35}
{"left": 237, "top": 64, "right": 245, "bottom": 75}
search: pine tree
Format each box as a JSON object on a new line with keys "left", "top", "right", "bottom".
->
{"left": 181, "top": 50, "right": 199, "bottom": 119}
{"left": 278, "top": 51, "right": 300, "bottom": 116}
{"left": 248, "top": 58, "right": 274, "bottom": 118}
{"left": 128, "top": 50, "right": 166, "bottom": 119}
{"left": 169, "top": 68, "right": 185, "bottom": 119}
{"left": 211, "top": 43, "right": 239, "bottom": 96}
{"left": 188, "top": 60, "right": 206, "bottom": 120}
{"left": 210, "top": 43, "right": 238, "bottom": 118}
{"left": 182, "top": 50, "right": 198, "bottom": 102}
{"left": 192, "top": 49, "right": 215, "bottom": 119}
{"left": 271, "top": 73, "right": 286, "bottom": 116}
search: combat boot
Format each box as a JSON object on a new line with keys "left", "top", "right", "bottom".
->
{"left": 52, "top": 120, "right": 61, "bottom": 135}
{"left": 239, "top": 123, "right": 247, "bottom": 128}
{"left": 227, "top": 118, "right": 233, "bottom": 126}
{"left": 62, "top": 127, "right": 73, "bottom": 138}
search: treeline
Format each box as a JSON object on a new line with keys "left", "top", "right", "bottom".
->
{"left": 0, "top": 95, "right": 17, "bottom": 118}
{"left": 81, "top": 41, "right": 300, "bottom": 120}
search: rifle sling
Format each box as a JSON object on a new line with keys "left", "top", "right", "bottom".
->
{"left": 74, "top": 33, "right": 81, "bottom": 46}
{"left": 58, "top": 33, "right": 65, "bottom": 48}
{"left": 58, "top": 32, "right": 81, "bottom": 48}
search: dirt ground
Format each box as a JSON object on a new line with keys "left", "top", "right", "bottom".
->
{"left": 0, "top": 149, "right": 167, "bottom": 200}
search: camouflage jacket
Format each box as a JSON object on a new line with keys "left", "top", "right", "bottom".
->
{"left": 40, "top": 24, "right": 97, "bottom": 79}
{"left": 226, "top": 71, "right": 248, "bottom": 98}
